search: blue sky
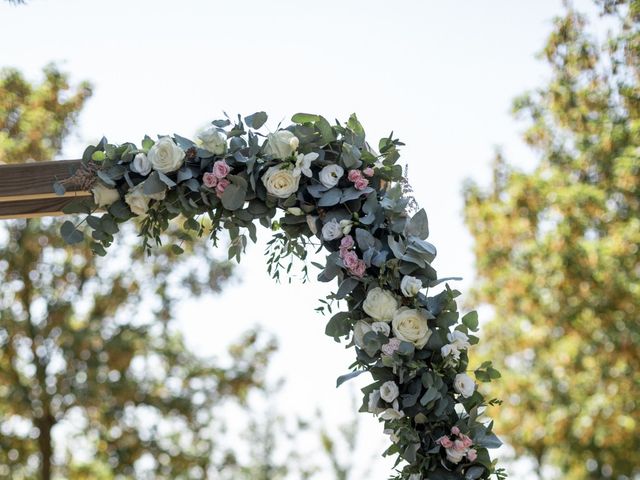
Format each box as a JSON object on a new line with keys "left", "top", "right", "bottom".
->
{"left": 0, "top": 0, "right": 577, "bottom": 477}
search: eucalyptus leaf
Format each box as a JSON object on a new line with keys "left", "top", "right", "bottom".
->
{"left": 221, "top": 183, "right": 246, "bottom": 211}
{"left": 336, "top": 370, "right": 365, "bottom": 388}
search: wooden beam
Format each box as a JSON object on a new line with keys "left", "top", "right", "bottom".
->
{"left": 0, "top": 160, "right": 91, "bottom": 219}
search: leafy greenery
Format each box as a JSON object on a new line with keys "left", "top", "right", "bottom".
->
{"left": 59, "top": 112, "right": 503, "bottom": 479}
{"left": 464, "top": 2, "right": 640, "bottom": 478}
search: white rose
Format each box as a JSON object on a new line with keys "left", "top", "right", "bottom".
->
{"left": 441, "top": 343, "right": 461, "bottom": 361}
{"left": 339, "top": 219, "right": 353, "bottom": 235}
{"left": 264, "top": 130, "right": 298, "bottom": 159}
{"left": 445, "top": 447, "right": 466, "bottom": 464}
{"left": 392, "top": 308, "right": 431, "bottom": 349}
{"left": 262, "top": 165, "right": 301, "bottom": 199}
{"left": 371, "top": 322, "right": 390, "bottom": 336}
{"left": 453, "top": 373, "right": 475, "bottom": 398}
{"left": 363, "top": 288, "right": 398, "bottom": 323}
{"left": 294, "top": 152, "right": 318, "bottom": 177}
{"left": 124, "top": 185, "right": 150, "bottom": 216}
{"left": 448, "top": 330, "right": 471, "bottom": 351}
{"left": 380, "top": 381, "right": 399, "bottom": 403}
{"left": 319, "top": 164, "right": 344, "bottom": 188}
{"left": 198, "top": 126, "right": 227, "bottom": 155}
{"left": 322, "top": 218, "right": 343, "bottom": 241}
{"left": 92, "top": 183, "right": 120, "bottom": 207}
{"left": 400, "top": 275, "right": 422, "bottom": 297}
{"left": 131, "top": 152, "right": 152, "bottom": 176}
{"left": 380, "top": 408, "right": 404, "bottom": 420}
{"left": 148, "top": 137, "right": 185, "bottom": 173}
{"left": 353, "top": 320, "right": 372, "bottom": 349}
{"left": 368, "top": 390, "right": 383, "bottom": 414}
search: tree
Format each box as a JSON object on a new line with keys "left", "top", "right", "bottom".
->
{"left": 463, "top": 2, "right": 639, "bottom": 479}
{"left": 0, "top": 65, "right": 91, "bottom": 164}
{"left": 0, "top": 67, "right": 276, "bottom": 480}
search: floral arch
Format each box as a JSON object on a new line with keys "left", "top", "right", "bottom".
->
{"left": 55, "top": 112, "right": 504, "bottom": 480}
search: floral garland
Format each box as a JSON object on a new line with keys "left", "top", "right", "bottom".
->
{"left": 55, "top": 113, "right": 505, "bottom": 479}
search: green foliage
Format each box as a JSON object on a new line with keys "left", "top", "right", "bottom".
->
{"left": 464, "top": 2, "right": 640, "bottom": 478}
{"left": 0, "top": 65, "right": 92, "bottom": 164}
{"left": 61, "top": 112, "right": 503, "bottom": 479}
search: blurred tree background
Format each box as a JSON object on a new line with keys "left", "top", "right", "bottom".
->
{"left": 464, "top": 1, "right": 639, "bottom": 479}
{"left": 0, "top": 66, "right": 278, "bottom": 480}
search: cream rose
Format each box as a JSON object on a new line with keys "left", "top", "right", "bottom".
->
{"left": 124, "top": 185, "right": 150, "bottom": 216}
{"left": 319, "top": 164, "right": 344, "bottom": 188}
{"left": 400, "top": 275, "right": 422, "bottom": 297}
{"left": 262, "top": 165, "right": 301, "bottom": 199}
{"left": 264, "top": 130, "right": 298, "bottom": 159}
{"left": 353, "top": 320, "right": 372, "bottom": 349}
{"left": 392, "top": 308, "right": 431, "bottom": 348}
{"left": 147, "top": 136, "right": 185, "bottom": 173}
{"left": 198, "top": 126, "right": 227, "bottom": 155}
{"left": 92, "top": 183, "right": 120, "bottom": 207}
{"left": 131, "top": 152, "right": 152, "bottom": 176}
{"left": 380, "top": 381, "right": 399, "bottom": 403}
{"left": 363, "top": 288, "right": 398, "bottom": 323}
{"left": 453, "top": 373, "right": 475, "bottom": 398}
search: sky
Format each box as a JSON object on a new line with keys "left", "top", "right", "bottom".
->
{"left": 0, "top": 0, "right": 577, "bottom": 477}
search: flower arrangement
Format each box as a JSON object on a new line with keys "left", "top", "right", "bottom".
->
{"left": 55, "top": 112, "right": 505, "bottom": 479}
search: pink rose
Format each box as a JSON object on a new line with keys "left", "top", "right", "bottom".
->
{"left": 213, "top": 160, "right": 231, "bottom": 179}
{"left": 451, "top": 426, "right": 461, "bottom": 436}
{"left": 203, "top": 172, "right": 218, "bottom": 188}
{"left": 460, "top": 434, "right": 473, "bottom": 448}
{"left": 347, "top": 169, "right": 362, "bottom": 182}
{"left": 467, "top": 449, "right": 477, "bottom": 462}
{"left": 363, "top": 167, "right": 374, "bottom": 177}
{"left": 453, "top": 440, "right": 466, "bottom": 452}
{"left": 349, "top": 259, "right": 366, "bottom": 278}
{"left": 216, "top": 178, "right": 230, "bottom": 198}
{"left": 437, "top": 436, "right": 454, "bottom": 449}
{"left": 354, "top": 177, "right": 369, "bottom": 190}
{"left": 340, "top": 235, "right": 355, "bottom": 251}
{"left": 342, "top": 250, "right": 360, "bottom": 270}
{"left": 381, "top": 337, "right": 401, "bottom": 356}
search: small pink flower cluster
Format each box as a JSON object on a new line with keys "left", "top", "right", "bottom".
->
{"left": 436, "top": 426, "right": 477, "bottom": 463}
{"left": 339, "top": 235, "right": 366, "bottom": 278}
{"left": 348, "top": 167, "right": 373, "bottom": 190}
{"left": 202, "top": 160, "right": 231, "bottom": 198}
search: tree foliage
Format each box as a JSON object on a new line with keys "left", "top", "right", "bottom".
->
{"left": 464, "top": 2, "right": 640, "bottom": 479}
{"left": 0, "top": 65, "right": 91, "bottom": 164}
{"left": 0, "top": 66, "right": 275, "bottom": 479}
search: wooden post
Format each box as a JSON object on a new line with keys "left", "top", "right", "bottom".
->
{"left": 0, "top": 160, "right": 91, "bottom": 219}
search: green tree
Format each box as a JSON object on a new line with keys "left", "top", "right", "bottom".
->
{"left": 0, "top": 67, "right": 275, "bottom": 480}
{"left": 463, "top": 2, "right": 640, "bottom": 479}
